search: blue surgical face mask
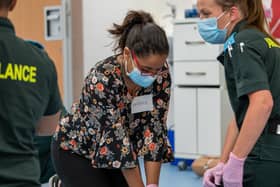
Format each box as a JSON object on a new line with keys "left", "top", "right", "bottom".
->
{"left": 125, "top": 57, "right": 157, "bottom": 88}
{"left": 197, "top": 12, "right": 230, "bottom": 44}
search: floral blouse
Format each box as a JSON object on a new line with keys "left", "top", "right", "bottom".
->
{"left": 55, "top": 55, "right": 173, "bottom": 169}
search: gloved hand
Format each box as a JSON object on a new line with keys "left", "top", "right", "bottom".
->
{"left": 223, "top": 152, "right": 246, "bottom": 187}
{"left": 203, "top": 162, "right": 224, "bottom": 187}
{"left": 146, "top": 184, "right": 158, "bottom": 187}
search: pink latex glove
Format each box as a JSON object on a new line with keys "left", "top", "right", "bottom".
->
{"left": 203, "top": 162, "right": 224, "bottom": 187}
{"left": 146, "top": 184, "right": 158, "bottom": 187}
{"left": 223, "top": 152, "right": 246, "bottom": 187}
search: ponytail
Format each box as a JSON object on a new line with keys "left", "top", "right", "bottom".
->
{"left": 108, "top": 10, "right": 169, "bottom": 57}
{"left": 242, "top": 0, "right": 275, "bottom": 41}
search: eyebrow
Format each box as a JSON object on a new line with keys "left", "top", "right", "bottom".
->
{"left": 199, "top": 9, "right": 211, "bottom": 15}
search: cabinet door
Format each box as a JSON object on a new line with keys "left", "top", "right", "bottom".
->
{"left": 174, "top": 87, "right": 197, "bottom": 155}
{"left": 197, "top": 88, "right": 221, "bottom": 156}
{"left": 174, "top": 62, "right": 220, "bottom": 86}
{"left": 173, "top": 23, "right": 221, "bottom": 62}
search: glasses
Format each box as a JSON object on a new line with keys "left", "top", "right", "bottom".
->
{"left": 131, "top": 51, "right": 166, "bottom": 76}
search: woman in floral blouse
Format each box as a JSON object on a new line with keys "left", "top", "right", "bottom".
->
{"left": 51, "top": 10, "right": 173, "bottom": 187}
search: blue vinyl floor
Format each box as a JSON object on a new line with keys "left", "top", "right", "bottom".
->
{"left": 159, "top": 164, "right": 202, "bottom": 187}
{"left": 141, "top": 161, "right": 203, "bottom": 187}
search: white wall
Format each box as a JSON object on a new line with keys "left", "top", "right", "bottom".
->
{"left": 82, "top": 0, "right": 195, "bottom": 75}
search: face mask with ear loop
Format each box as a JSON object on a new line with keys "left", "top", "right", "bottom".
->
{"left": 197, "top": 11, "right": 231, "bottom": 44}
{"left": 124, "top": 55, "right": 157, "bottom": 88}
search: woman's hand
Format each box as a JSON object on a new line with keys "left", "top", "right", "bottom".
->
{"left": 203, "top": 162, "right": 225, "bottom": 187}
{"left": 222, "top": 152, "right": 246, "bottom": 187}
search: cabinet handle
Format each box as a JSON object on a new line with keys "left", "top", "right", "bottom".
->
{"left": 185, "top": 41, "right": 205, "bottom": 45}
{"left": 185, "top": 72, "right": 207, "bottom": 76}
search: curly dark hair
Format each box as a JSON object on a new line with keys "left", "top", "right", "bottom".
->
{"left": 108, "top": 10, "right": 169, "bottom": 58}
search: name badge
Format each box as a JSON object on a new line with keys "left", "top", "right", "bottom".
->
{"left": 131, "top": 94, "right": 153, "bottom": 114}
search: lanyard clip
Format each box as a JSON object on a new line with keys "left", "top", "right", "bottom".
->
{"left": 240, "top": 42, "right": 245, "bottom": 53}
{"left": 228, "top": 44, "right": 233, "bottom": 58}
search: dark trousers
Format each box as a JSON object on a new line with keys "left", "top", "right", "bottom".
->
{"left": 242, "top": 132, "right": 280, "bottom": 187}
{"left": 35, "top": 136, "right": 56, "bottom": 183}
{"left": 243, "top": 154, "right": 280, "bottom": 187}
{"left": 51, "top": 140, "right": 129, "bottom": 187}
{"left": 219, "top": 129, "right": 280, "bottom": 187}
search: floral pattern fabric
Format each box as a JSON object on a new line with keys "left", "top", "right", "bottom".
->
{"left": 55, "top": 55, "right": 173, "bottom": 169}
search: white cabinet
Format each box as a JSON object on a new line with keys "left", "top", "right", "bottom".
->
{"left": 173, "top": 19, "right": 220, "bottom": 62}
{"left": 197, "top": 88, "right": 221, "bottom": 155}
{"left": 173, "top": 19, "right": 232, "bottom": 159}
{"left": 174, "top": 62, "right": 221, "bottom": 86}
{"left": 174, "top": 88, "right": 197, "bottom": 155}
{"left": 174, "top": 87, "right": 230, "bottom": 158}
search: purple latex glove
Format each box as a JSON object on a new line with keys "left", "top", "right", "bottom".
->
{"left": 146, "top": 184, "right": 158, "bottom": 187}
{"left": 203, "top": 162, "right": 224, "bottom": 187}
{"left": 223, "top": 152, "right": 246, "bottom": 187}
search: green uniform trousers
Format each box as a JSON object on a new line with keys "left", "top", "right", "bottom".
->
{"left": 243, "top": 131, "right": 280, "bottom": 187}
{"left": 35, "top": 136, "right": 55, "bottom": 184}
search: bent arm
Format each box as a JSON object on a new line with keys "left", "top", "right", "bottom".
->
{"left": 122, "top": 167, "right": 145, "bottom": 187}
{"left": 220, "top": 118, "right": 239, "bottom": 163}
{"left": 232, "top": 90, "right": 273, "bottom": 158}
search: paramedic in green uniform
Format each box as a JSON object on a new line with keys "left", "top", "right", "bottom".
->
{"left": 34, "top": 104, "right": 67, "bottom": 184}
{"left": 196, "top": 0, "right": 280, "bottom": 187}
{"left": 0, "top": 0, "right": 62, "bottom": 187}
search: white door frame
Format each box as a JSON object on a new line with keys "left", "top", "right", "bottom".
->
{"left": 61, "top": 0, "right": 73, "bottom": 109}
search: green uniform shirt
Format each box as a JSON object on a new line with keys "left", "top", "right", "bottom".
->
{"left": 218, "top": 20, "right": 280, "bottom": 128}
{"left": 0, "top": 18, "right": 61, "bottom": 186}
